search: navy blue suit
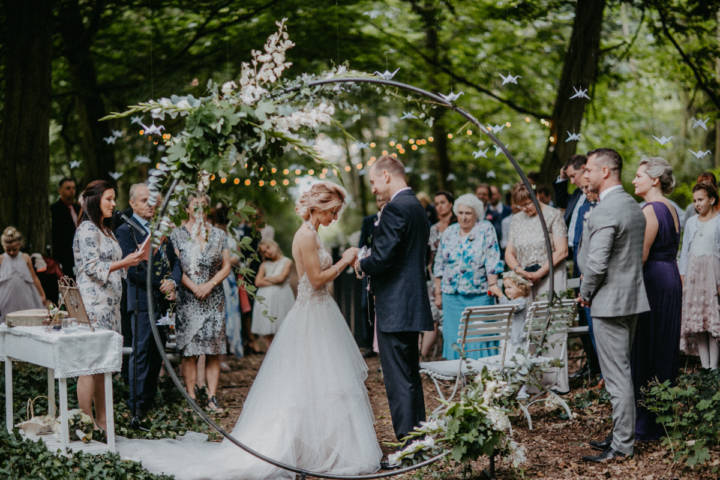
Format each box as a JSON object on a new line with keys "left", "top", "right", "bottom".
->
{"left": 486, "top": 203, "right": 511, "bottom": 245}
{"left": 360, "top": 189, "right": 433, "bottom": 440}
{"left": 116, "top": 218, "right": 181, "bottom": 416}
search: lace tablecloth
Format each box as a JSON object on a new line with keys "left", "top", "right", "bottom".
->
{"left": 0, "top": 324, "right": 122, "bottom": 378}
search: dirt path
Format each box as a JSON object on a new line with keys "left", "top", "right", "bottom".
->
{"left": 213, "top": 354, "right": 713, "bottom": 479}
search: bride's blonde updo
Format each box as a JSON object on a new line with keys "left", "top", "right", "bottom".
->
{"left": 295, "top": 181, "right": 347, "bottom": 221}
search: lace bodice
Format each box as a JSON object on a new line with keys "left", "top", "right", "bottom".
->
{"left": 296, "top": 227, "right": 334, "bottom": 306}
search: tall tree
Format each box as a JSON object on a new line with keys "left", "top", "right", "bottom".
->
{"left": 539, "top": 0, "right": 606, "bottom": 183}
{"left": 0, "top": 0, "right": 53, "bottom": 251}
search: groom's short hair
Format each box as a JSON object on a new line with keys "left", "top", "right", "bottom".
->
{"left": 372, "top": 155, "right": 406, "bottom": 179}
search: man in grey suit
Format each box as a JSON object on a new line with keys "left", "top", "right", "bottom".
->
{"left": 576, "top": 148, "right": 650, "bottom": 462}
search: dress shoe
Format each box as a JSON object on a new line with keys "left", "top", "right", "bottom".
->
{"left": 582, "top": 447, "right": 631, "bottom": 463}
{"left": 589, "top": 433, "right": 613, "bottom": 451}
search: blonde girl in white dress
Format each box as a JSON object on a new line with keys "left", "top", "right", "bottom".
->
{"left": 252, "top": 239, "right": 295, "bottom": 348}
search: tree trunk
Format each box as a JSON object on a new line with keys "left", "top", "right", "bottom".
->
{"left": 539, "top": 0, "right": 606, "bottom": 185}
{"left": 0, "top": 0, "right": 53, "bottom": 252}
{"left": 410, "top": 0, "right": 451, "bottom": 190}
{"left": 57, "top": 0, "right": 115, "bottom": 184}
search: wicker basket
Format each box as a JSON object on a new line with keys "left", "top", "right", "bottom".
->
{"left": 5, "top": 309, "right": 67, "bottom": 327}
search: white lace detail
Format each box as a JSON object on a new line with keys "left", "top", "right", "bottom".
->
{"left": 296, "top": 229, "right": 334, "bottom": 307}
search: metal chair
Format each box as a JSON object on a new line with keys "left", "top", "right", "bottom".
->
{"left": 419, "top": 304, "right": 516, "bottom": 406}
{"left": 517, "top": 298, "right": 576, "bottom": 429}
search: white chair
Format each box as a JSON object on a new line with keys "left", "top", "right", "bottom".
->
{"left": 419, "top": 304, "right": 516, "bottom": 406}
{"left": 516, "top": 298, "right": 577, "bottom": 429}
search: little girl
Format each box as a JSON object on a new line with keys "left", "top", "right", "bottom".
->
{"left": 0, "top": 226, "right": 47, "bottom": 321}
{"left": 679, "top": 182, "right": 720, "bottom": 369}
{"left": 489, "top": 272, "right": 532, "bottom": 357}
{"left": 252, "top": 239, "right": 295, "bottom": 350}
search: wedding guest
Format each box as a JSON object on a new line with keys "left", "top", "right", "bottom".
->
{"left": 554, "top": 155, "right": 587, "bottom": 227}
{"left": 51, "top": 177, "right": 81, "bottom": 277}
{"left": 422, "top": 191, "right": 456, "bottom": 359}
{"left": 489, "top": 272, "right": 531, "bottom": 357}
{"left": 535, "top": 184, "right": 553, "bottom": 206}
{"left": 209, "top": 204, "right": 244, "bottom": 359}
{"left": 116, "top": 183, "right": 181, "bottom": 422}
{"left": 679, "top": 182, "right": 720, "bottom": 369}
{"left": 578, "top": 148, "right": 649, "bottom": 462}
{"left": 505, "top": 182, "right": 568, "bottom": 300}
{"left": 500, "top": 201, "right": 519, "bottom": 251}
{"left": 170, "top": 193, "right": 231, "bottom": 411}
{"left": 358, "top": 197, "right": 386, "bottom": 355}
{"left": 0, "top": 226, "right": 47, "bottom": 321}
{"left": 416, "top": 191, "right": 438, "bottom": 225}
{"left": 234, "top": 216, "right": 261, "bottom": 353}
{"left": 73, "top": 180, "right": 149, "bottom": 430}
{"left": 433, "top": 193, "right": 503, "bottom": 359}
{"left": 252, "top": 239, "right": 294, "bottom": 350}
{"left": 488, "top": 185, "right": 512, "bottom": 246}
{"left": 683, "top": 172, "right": 717, "bottom": 229}
{"left": 631, "top": 157, "right": 682, "bottom": 442}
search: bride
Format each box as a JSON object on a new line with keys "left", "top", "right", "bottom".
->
{"left": 118, "top": 182, "right": 382, "bottom": 479}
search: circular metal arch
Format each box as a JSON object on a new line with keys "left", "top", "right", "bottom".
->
{"left": 144, "top": 76, "right": 555, "bottom": 478}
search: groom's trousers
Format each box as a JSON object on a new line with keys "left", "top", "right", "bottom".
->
{"left": 377, "top": 330, "right": 425, "bottom": 440}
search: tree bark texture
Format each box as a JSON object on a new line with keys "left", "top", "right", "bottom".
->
{"left": 57, "top": 0, "right": 115, "bottom": 184}
{"left": 539, "top": 0, "right": 606, "bottom": 185}
{"left": 0, "top": 0, "right": 53, "bottom": 252}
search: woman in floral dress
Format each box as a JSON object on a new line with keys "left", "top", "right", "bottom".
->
{"left": 171, "top": 193, "right": 231, "bottom": 411}
{"left": 433, "top": 193, "right": 503, "bottom": 360}
{"left": 74, "top": 180, "right": 148, "bottom": 430}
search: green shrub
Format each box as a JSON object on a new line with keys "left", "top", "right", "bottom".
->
{"left": 642, "top": 369, "right": 720, "bottom": 467}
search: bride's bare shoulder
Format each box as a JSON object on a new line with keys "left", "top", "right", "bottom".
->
{"left": 292, "top": 225, "right": 316, "bottom": 247}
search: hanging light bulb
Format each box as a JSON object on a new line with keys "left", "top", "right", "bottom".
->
{"left": 233, "top": 178, "right": 240, "bottom": 185}
{"left": 270, "top": 180, "right": 277, "bottom": 186}
{"left": 282, "top": 179, "right": 290, "bottom": 186}
{"left": 308, "top": 169, "right": 315, "bottom": 175}
{"left": 244, "top": 179, "right": 251, "bottom": 186}
{"left": 283, "top": 168, "right": 289, "bottom": 175}
{"left": 447, "top": 133, "right": 453, "bottom": 139}
{"left": 295, "top": 168, "right": 301, "bottom": 175}
{"left": 466, "top": 130, "right": 473, "bottom": 135}
{"left": 220, "top": 177, "right": 227, "bottom": 184}
{"left": 271, "top": 167, "right": 277, "bottom": 174}
{"left": 258, "top": 180, "right": 265, "bottom": 187}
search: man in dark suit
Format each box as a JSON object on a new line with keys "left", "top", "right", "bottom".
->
{"left": 50, "top": 177, "right": 80, "bottom": 278}
{"left": 488, "top": 184, "right": 511, "bottom": 244}
{"left": 554, "top": 154, "right": 587, "bottom": 227}
{"left": 357, "top": 155, "right": 433, "bottom": 442}
{"left": 116, "top": 183, "right": 181, "bottom": 423}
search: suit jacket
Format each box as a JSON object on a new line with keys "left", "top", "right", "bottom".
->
{"left": 50, "top": 200, "right": 81, "bottom": 276}
{"left": 360, "top": 190, "right": 433, "bottom": 333}
{"left": 116, "top": 218, "right": 182, "bottom": 313}
{"left": 554, "top": 179, "right": 584, "bottom": 225}
{"left": 486, "top": 203, "right": 511, "bottom": 242}
{"left": 577, "top": 187, "right": 650, "bottom": 317}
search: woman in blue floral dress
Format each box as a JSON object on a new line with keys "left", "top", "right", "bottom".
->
{"left": 433, "top": 193, "right": 504, "bottom": 359}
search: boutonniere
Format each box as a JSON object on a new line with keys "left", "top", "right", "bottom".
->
{"left": 485, "top": 214, "right": 493, "bottom": 221}
{"left": 373, "top": 210, "right": 382, "bottom": 227}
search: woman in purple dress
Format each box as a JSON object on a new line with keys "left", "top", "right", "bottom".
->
{"left": 631, "top": 157, "right": 682, "bottom": 441}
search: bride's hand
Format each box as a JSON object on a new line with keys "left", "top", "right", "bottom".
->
{"left": 341, "top": 247, "right": 359, "bottom": 265}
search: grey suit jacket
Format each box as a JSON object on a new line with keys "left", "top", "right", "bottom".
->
{"left": 577, "top": 187, "right": 650, "bottom": 318}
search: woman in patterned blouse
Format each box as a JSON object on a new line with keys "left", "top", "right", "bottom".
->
{"left": 73, "top": 180, "right": 148, "bottom": 431}
{"left": 433, "top": 193, "right": 504, "bottom": 359}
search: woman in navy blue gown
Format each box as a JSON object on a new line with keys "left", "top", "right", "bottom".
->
{"left": 631, "top": 157, "right": 682, "bottom": 441}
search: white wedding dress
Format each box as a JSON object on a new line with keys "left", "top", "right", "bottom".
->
{"left": 117, "top": 230, "right": 382, "bottom": 479}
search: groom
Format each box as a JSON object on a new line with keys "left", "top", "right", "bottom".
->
{"left": 356, "top": 155, "right": 433, "bottom": 442}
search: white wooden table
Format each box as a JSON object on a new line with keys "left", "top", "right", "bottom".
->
{"left": 0, "top": 324, "right": 123, "bottom": 453}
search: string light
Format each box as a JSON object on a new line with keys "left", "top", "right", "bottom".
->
{"left": 447, "top": 133, "right": 453, "bottom": 139}
{"left": 525, "top": 117, "right": 531, "bottom": 123}
{"left": 391, "top": 153, "right": 397, "bottom": 158}
{"left": 294, "top": 178, "right": 300, "bottom": 184}
{"left": 294, "top": 168, "right": 301, "bottom": 175}
{"left": 271, "top": 167, "right": 277, "bottom": 174}
{"left": 356, "top": 163, "right": 363, "bottom": 169}
{"left": 220, "top": 177, "right": 227, "bottom": 184}
{"left": 283, "top": 168, "right": 289, "bottom": 175}
{"left": 282, "top": 179, "right": 290, "bottom": 186}
{"left": 369, "top": 142, "right": 376, "bottom": 148}
{"left": 270, "top": 180, "right": 277, "bottom": 186}
{"left": 428, "top": 136, "right": 434, "bottom": 142}
{"left": 505, "top": 122, "right": 511, "bottom": 127}
{"left": 408, "top": 139, "right": 415, "bottom": 144}
{"left": 389, "top": 140, "right": 396, "bottom": 147}
{"left": 466, "top": 130, "right": 473, "bottom": 135}
{"left": 319, "top": 174, "right": 326, "bottom": 179}
{"left": 233, "top": 178, "right": 240, "bottom": 185}
{"left": 411, "top": 145, "right": 418, "bottom": 151}
{"left": 210, "top": 174, "right": 216, "bottom": 181}
{"left": 258, "top": 180, "right": 265, "bottom": 187}
{"left": 344, "top": 165, "right": 352, "bottom": 172}
{"left": 382, "top": 150, "right": 388, "bottom": 155}
{"left": 244, "top": 179, "right": 251, "bottom": 186}
{"left": 308, "top": 169, "right": 314, "bottom": 175}
{"left": 139, "top": 129, "right": 145, "bottom": 135}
